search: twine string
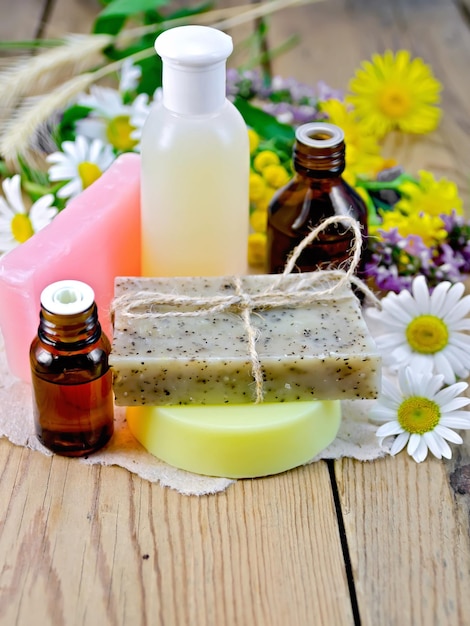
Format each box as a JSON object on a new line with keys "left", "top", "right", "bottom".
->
{"left": 112, "top": 216, "right": 380, "bottom": 403}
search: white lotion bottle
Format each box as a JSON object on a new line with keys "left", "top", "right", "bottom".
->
{"left": 140, "top": 25, "right": 249, "bottom": 277}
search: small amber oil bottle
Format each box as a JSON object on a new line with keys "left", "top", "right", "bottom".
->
{"left": 30, "top": 280, "right": 114, "bottom": 456}
{"left": 266, "top": 122, "right": 368, "bottom": 274}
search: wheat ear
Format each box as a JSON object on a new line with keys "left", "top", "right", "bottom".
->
{"left": 0, "top": 73, "right": 97, "bottom": 161}
{"left": 0, "top": 48, "right": 155, "bottom": 162}
{"left": 0, "top": 34, "right": 113, "bottom": 111}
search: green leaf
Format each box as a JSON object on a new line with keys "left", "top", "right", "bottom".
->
{"left": 94, "top": 0, "right": 170, "bottom": 35}
{"left": 55, "top": 105, "right": 93, "bottom": 144}
{"left": 165, "top": 1, "right": 212, "bottom": 21}
{"left": 233, "top": 97, "right": 295, "bottom": 143}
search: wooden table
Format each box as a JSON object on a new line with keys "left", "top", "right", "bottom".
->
{"left": 1, "top": 1, "right": 470, "bottom": 624}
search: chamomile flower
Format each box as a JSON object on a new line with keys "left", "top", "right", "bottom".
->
{"left": 370, "top": 367, "right": 470, "bottom": 462}
{"left": 0, "top": 175, "right": 57, "bottom": 253}
{"left": 46, "top": 136, "right": 115, "bottom": 200}
{"left": 75, "top": 85, "right": 149, "bottom": 152}
{"left": 119, "top": 58, "right": 142, "bottom": 93}
{"left": 347, "top": 50, "right": 442, "bottom": 137}
{"left": 368, "top": 275, "right": 470, "bottom": 384}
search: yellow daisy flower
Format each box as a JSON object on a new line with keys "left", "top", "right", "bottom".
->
{"left": 248, "top": 232, "right": 267, "bottom": 266}
{"left": 252, "top": 186, "right": 277, "bottom": 213}
{"left": 379, "top": 209, "right": 447, "bottom": 247}
{"left": 248, "top": 129, "right": 260, "bottom": 155}
{"left": 250, "top": 209, "right": 268, "bottom": 233}
{"left": 262, "top": 164, "right": 291, "bottom": 189}
{"left": 253, "top": 150, "right": 280, "bottom": 173}
{"left": 249, "top": 172, "right": 267, "bottom": 202}
{"left": 395, "top": 170, "right": 463, "bottom": 217}
{"left": 347, "top": 50, "right": 442, "bottom": 137}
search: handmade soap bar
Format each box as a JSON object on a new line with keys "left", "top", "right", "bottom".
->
{"left": 0, "top": 153, "right": 141, "bottom": 381}
{"left": 110, "top": 272, "right": 380, "bottom": 405}
{"left": 127, "top": 400, "right": 341, "bottom": 478}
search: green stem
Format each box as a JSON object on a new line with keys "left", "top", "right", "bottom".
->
{"left": 356, "top": 173, "right": 418, "bottom": 192}
{"left": 241, "top": 35, "right": 300, "bottom": 71}
{"left": 359, "top": 188, "right": 381, "bottom": 226}
{"left": 0, "top": 39, "right": 64, "bottom": 49}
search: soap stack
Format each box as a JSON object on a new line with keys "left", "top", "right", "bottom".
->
{"left": 109, "top": 273, "right": 381, "bottom": 477}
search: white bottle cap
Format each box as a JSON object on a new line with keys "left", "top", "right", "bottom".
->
{"left": 155, "top": 25, "right": 233, "bottom": 115}
{"left": 40, "top": 280, "right": 95, "bottom": 316}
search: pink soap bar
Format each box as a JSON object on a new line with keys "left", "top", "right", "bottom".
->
{"left": 0, "top": 152, "right": 141, "bottom": 381}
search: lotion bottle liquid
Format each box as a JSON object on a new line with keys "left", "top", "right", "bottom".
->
{"left": 140, "top": 25, "right": 249, "bottom": 277}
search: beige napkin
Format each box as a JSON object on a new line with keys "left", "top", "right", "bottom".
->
{"left": 0, "top": 328, "right": 388, "bottom": 496}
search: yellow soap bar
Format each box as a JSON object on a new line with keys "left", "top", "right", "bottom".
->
{"left": 127, "top": 401, "right": 341, "bottom": 478}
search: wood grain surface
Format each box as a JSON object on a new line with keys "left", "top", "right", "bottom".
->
{"left": 1, "top": 1, "right": 470, "bottom": 625}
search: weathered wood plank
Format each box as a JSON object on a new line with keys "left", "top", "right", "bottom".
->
{"left": 0, "top": 440, "right": 353, "bottom": 626}
{"left": 0, "top": 0, "right": 47, "bottom": 42}
{"left": 40, "top": 0, "right": 102, "bottom": 37}
{"left": 336, "top": 454, "right": 470, "bottom": 626}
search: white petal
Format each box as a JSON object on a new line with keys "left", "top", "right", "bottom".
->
{"left": 381, "top": 296, "right": 414, "bottom": 323}
{"left": 434, "top": 424, "right": 463, "bottom": 444}
{"left": 376, "top": 421, "right": 404, "bottom": 437}
{"left": 387, "top": 343, "right": 413, "bottom": 365}
{"left": 420, "top": 373, "right": 446, "bottom": 398}
{"left": 390, "top": 431, "right": 410, "bottom": 455}
{"left": 429, "top": 281, "right": 452, "bottom": 317}
{"left": 407, "top": 352, "right": 434, "bottom": 375}
{"left": 57, "top": 177, "right": 82, "bottom": 199}
{"left": 2, "top": 175, "right": 25, "bottom": 214}
{"left": 423, "top": 431, "right": 443, "bottom": 459}
{"left": 450, "top": 319, "right": 470, "bottom": 331}
{"left": 434, "top": 380, "right": 468, "bottom": 402}
{"left": 411, "top": 275, "right": 430, "bottom": 313}
{"left": 369, "top": 406, "right": 398, "bottom": 422}
{"left": 438, "top": 282, "right": 466, "bottom": 316}
{"left": 444, "top": 295, "right": 470, "bottom": 325}
{"left": 440, "top": 415, "right": 470, "bottom": 429}
{"left": 439, "top": 397, "right": 470, "bottom": 413}
{"left": 407, "top": 433, "right": 422, "bottom": 455}
{"left": 375, "top": 333, "right": 407, "bottom": 350}
{"left": 432, "top": 352, "right": 457, "bottom": 384}
{"left": 410, "top": 437, "right": 429, "bottom": 463}
{"left": 48, "top": 163, "right": 78, "bottom": 180}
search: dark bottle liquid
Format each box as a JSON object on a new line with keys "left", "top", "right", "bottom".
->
{"left": 266, "top": 122, "right": 368, "bottom": 274}
{"left": 30, "top": 280, "right": 114, "bottom": 457}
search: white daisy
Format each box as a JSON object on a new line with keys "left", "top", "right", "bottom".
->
{"left": 75, "top": 85, "right": 149, "bottom": 152}
{"left": 119, "top": 58, "right": 142, "bottom": 93}
{"left": 367, "top": 275, "right": 470, "bottom": 384}
{"left": 0, "top": 175, "right": 58, "bottom": 254}
{"left": 370, "top": 367, "right": 470, "bottom": 463}
{"left": 46, "top": 135, "right": 115, "bottom": 200}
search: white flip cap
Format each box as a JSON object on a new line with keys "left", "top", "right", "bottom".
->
{"left": 155, "top": 25, "right": 233, "bottom": 115}
{"left": 40, "top": 280, "right": 95, "bottom": 316}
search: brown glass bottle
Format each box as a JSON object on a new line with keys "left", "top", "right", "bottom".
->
{"left": 266, "top": 122, "right": 368, "bottom": 274}
{"left": 30, "top": 280, "right": 114, "bottom": 457}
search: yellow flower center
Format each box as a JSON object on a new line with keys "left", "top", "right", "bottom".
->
{"left": 106, "top": 115, "right": 138, "bottom": 151}
{"left": 77, "top": 162, "right": 102, "bottom": 189}
{"left": 11, "top": 213, "right": 34, "bottom": 243}
{"left": 378, "top": 84, "right": 411, "bottom": 119}
{"left": 406, "top": 315, "right": 449, "bottom": 354}
{"left": 397, "top": 396, "right": 440, "bottom": 435}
